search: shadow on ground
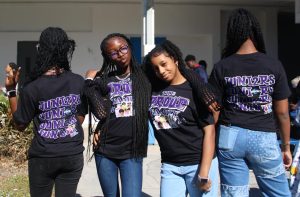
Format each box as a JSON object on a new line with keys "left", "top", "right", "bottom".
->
{"left": 76, "top": 193, "right": 150, "bottom": 197}
{"left": 250, "top": 188, "right": 262, "bottom": 197}
{"left": 142, "top": 192, "right": 152, "bottom": 197}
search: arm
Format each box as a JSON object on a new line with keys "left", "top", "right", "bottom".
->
{"left": 77, "top": 115, "right": 85, "bottom": 125}
{"left": 198, "top": 124, "right": 215, "bottom": 191}
{"left": 85, "top": 69, "right": 98, "bottom": 79}
{"left": 83, "top": 79, "right": 110, "bottom": 122}
{"left": 273, "top": 99, "right": 292, "bottom": 168}
{"left": 7, "top": 97, "right": 28, "bottom": 130}
{"left": 5, "top": 65, "right": 27, "bottom": 131}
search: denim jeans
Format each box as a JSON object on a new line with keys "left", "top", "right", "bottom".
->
{"left": 160, "top": 157, "right": 219, "bottom": 197}
{"left": 94, "top": 154, "right": 143, "bottom": 197}
{"left": 217, "top": 125, "right": 291, "bottom": 197}
{"left": 28, "top": 153, "right": 83, "bottom": 197}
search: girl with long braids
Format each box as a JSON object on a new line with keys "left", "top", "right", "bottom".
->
{"left": 143, "top": 40, "right": 218, "bottom": 197}
{"left": 4, "top": 27, "right": 87, "bottom": 197}
{"left": 84, "top": 33, "right": 151, "bottom": 197}
{"left": 209, "top": 8, "right": 291, "bottom": 197}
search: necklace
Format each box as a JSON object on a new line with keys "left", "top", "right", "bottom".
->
{"left": 115, "top": 72, "right": 130, "bottom": 80}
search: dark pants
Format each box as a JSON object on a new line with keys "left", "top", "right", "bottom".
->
{"left": 28, "top": 153, "right": 83, "bottom": 197}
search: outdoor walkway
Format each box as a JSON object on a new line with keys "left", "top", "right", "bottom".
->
{"left": 76, "top": 127, "right": 261, "bottom": 197}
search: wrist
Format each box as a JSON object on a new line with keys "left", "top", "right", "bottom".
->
{"left": 280, "top": 143, "right": 290, "bottom": 151}
{"left": 198, "top": 175, "right": 209, "bottom": 183}
{"left": 6, "top": 89, "right": 16, "bottom": 98}
{"left": 5, "top": 85, "right": 16, "bottom": 91}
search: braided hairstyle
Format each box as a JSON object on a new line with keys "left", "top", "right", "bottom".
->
{"left": 96, "top": 33, "right": 151, "bottom": 158}
{"left": 222, "top": 8, "right": 266, "bottom": 58}
{"left": 143, "top": 40, "right": 217, "bottom": 124}
{"left": 33, "top": 27, "right": 75, "bottom": 79}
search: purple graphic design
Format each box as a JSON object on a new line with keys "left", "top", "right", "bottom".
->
{"left": 150, "top": 91, "right": 190, "bottom": 130}
{"left": 108, "top": 79, "right": 133, "bottom": 117}
{"left": 224, "top": 75, "right": 275, "bottom": 114}
{"left": 37, "top": 94, "right": 80, "bottom": 139}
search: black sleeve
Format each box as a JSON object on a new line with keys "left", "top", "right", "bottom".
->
{"left": 272, "top": 62, "right": 291, "bottom": 100}
{"left": 13, "top": 87, "right": 37, "bottom": 125}
{"left": 196, "top": 104, "right": 214, "bottom": 127}
{"left": 186, "top": 69, "right": 217, "bottom": 107}
{"left": 83, "top": 79, "right": 110, "bottom": 122}
{"left": 208, "top": 64, "right": 224, "bottom": 103}
{"left": 77, "top": 90, "right": 88, "bottom": 117}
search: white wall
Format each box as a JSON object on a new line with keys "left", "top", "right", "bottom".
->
{"left": 0, "top": 2, "right": 292, "bottom": 86}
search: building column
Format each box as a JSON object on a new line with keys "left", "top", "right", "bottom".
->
{"left": 142, "top": 0, "right": 155, "bottom": 57}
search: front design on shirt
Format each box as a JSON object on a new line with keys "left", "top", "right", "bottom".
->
{"left": 108, "top": 78, "right": 133, "bottom": 118}
{"left": 38, "top": 94, "right": 81, "bottom": 139}
{"left": 150, "top": 91, "right": 190, "bottom": 130}
{"left": 225, "top": 75, "right": 275, "bottom": 114}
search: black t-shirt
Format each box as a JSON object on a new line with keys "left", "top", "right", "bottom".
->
{"left": 209, "top": 52, "right": 291, "bottom": 132}
{"left": 97, "top": 75, "right": 134, "bottom": 159}
{"left": 13, "top": 71, "right": 87, "bottom": 158}
{"left": 149, "top": 81, "right": 214, "bottom": 165}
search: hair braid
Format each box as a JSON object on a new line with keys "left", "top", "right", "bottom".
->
{"left": 222, "top": 8, "right": 266, "bottom": 58}
{"left": 143, "top": 40, "right": 217, "bottom": 121}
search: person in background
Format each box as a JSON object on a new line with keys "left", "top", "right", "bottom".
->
{"left": 4, "top": 27, "right": 87, "bottom": 197}
{"left": 290, "top": 76, "right": 300, "bottom": 111}
{"left": 143, "top": 40, "right": 218, "bottom": 197}
{"left": 4, "top": 62, "right": 21, "bottom": 95}
{"left": 198, "top": 60, "right": 208, "bottom": 73}
{"left": 185, "top": 54, "right": 208, "bottom": 83}
{"left": 209, "top": 8, "right": 291, "bottom": 197}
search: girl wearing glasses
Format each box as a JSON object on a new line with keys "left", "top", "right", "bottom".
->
{"left": 5, "top": 27, "right": 87, "bottom": 197}
{"left": 84, "top": 33, "right": 151, "bottom": 197}
{"left": 143, "top": 40, "right": 218, "bottom": 197}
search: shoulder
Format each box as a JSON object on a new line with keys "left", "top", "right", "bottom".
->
{"left": 65, "top": 72, "right": 85, "bottom": 85}
{"left": 67, "top": 71, "right": 85, "bottom": 80}
{"left": 256, "top": 53, "right": 281, "bottom": 64}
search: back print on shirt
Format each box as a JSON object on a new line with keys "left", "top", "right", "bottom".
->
{"left": 225, "top": 74, "right": 275, "bottom": 114}
{"left": 38, "top": 94, "right": 81, "bottom": 139}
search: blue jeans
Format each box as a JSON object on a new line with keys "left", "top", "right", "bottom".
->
{"left": 217, "top": 125, "right": 291, "bottom": 197}
{"left": 94, "top": 154, "right": 143, "bottom": 197}
{"left": 160, "top": 157, "right": 219, "bottom": 197}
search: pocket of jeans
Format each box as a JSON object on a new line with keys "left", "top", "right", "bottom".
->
{"left": 218, "top": 125, "right": 238, "bottom": 151}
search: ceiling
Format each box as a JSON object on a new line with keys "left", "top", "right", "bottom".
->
{"left": 0, "top": 0, "right": 294, "bottom": 7}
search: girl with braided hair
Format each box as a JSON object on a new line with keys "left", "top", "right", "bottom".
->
{"left": 4, "top": 27, "right": 87, "bottom": 197}
{"left": 143, "top": 40, "right": 218, "bottom": 197}
{"left": 84, "top": 33, "right": 151, "bottom": 197}
{"left": 209, "top": 8, "right": 291, "bottom": 197}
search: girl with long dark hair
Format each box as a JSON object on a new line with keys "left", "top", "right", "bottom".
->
{"left": 84, "top": 33, "right": 151, "bottom": 197}
{"left": 5, "top": 27, "right": 87, "bottom": 197}
{"left": 209, "top": 8, "right": 291, "bottom": 197}
{"left": 143, "top": 40, "right": 218, "bottom": 197}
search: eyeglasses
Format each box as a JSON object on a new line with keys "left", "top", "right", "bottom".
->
{"left": 109, "top": 45, "right": 129, "bottom": 59}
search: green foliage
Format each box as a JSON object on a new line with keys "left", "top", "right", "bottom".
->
{"left": 0, "top": 94, "right": 33, "bottom": 163}
{"left": 0, "top": 175, "right": 30, "bottom": 197}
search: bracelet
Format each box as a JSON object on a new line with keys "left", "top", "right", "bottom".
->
{"left": 281, "top": 143, "right": 290, "bottom": 147}
{"left": 7, "top": 90, "right": 16, "bottom": 97}
{"left": 198, "top": 175, "right": 209, "bottom": 183}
